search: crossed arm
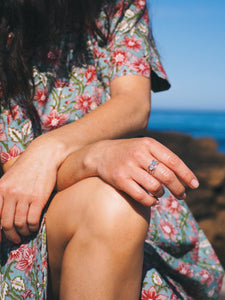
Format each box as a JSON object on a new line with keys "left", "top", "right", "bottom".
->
{"left": 0, "top": 75, "right": 199, "bottom": 244}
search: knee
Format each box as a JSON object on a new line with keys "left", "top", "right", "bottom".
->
{"left": 47, "top": 177, "right": 150, "bottom": 252}
{"left": 82, "top": 178, "right": 150, "bottom": 250}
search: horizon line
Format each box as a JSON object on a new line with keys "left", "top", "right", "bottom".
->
{"left": 151, "top": 107, "right": 225, "bottom": 113}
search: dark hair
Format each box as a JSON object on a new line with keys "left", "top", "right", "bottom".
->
{"left": 0, "top": 0, "right": 128, "bottom": 134}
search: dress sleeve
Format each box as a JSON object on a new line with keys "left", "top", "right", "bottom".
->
{"left": 107, "top": 0, "right": 170, "bottom": 92}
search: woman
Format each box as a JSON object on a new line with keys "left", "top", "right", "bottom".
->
{"left": 0, "top": 0, "right": 224, "bottom": 299}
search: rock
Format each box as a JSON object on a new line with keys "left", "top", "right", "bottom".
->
{"left": 198, "top": 218, "right": 216, "bottom": 241}
{"left": 213, "top": 210, "right": 225, "bottom": 268}
{"left": 185, "top": 188, "right": 215, "bottom": 219}
{"left": 190, "top": 137, "right": 218, "bottom": 154}
{"left": 214, "top": 210, "right": 225, "bottom": 238}
{"left": 143, "top": 130, "right": 193, "bottom": 157}
{"left": 213, "top": 243, "right": 225, "bottom": 271}
{"left": 186, "top": 188, "right": 214, "bottom": 206}
{"left": 187, "top": 203, "right": 214, "bottom": 220}
{"left": 195, "top": 166, "right": 225, "bottom": 188}
{"left": 216, "top": 195, "right": 225, "bottom": 207}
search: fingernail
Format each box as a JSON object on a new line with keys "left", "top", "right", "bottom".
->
{"left": 154, "top": 196, "right": 160, "bottom": 202}
{"left": 177, "top": 192, "right": 186, "bottom": 200}
{"left": 181, "top": 193, "right": 186, "bottom": 199}
{"left": 191, "top": 179, "right": 199, "bottom": 188}
{"left": 152, "top": 197, "right": 160, "bottom": 206}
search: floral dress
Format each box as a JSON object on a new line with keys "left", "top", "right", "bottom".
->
{"left": 0, "top": 0, "right": 224, "bottom": 299}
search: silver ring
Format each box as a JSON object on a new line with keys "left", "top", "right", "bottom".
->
{"left": 147, "top": 159, "right": 159, "bottom": 175}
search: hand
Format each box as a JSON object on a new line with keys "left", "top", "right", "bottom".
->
{"left": 86, "top": 138, "right": 199, "bottom": 206}
{"left": 0, "top": 136, "right": 63, "bottom": 244}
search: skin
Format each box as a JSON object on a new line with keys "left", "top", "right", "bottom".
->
{"left": 0, "top": 74, "right": 151, "bottom": 243}
{"left": 46, "top": 177, "right": 150, "bottom": 299}
{"left": 0, "top": 75, "right": 199, "bottom": 299}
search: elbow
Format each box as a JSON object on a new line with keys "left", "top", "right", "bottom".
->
{"left": 141, "top": 106, "right": 151, "bottom": 130}
{"left": 136, "top": 98, "right": 151, "bottom": 131}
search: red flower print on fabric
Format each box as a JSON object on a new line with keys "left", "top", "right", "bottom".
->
{"left": 113, "top": 1, "right": 124, "bottom": 18}
{"left": 131, "top": 56, "right": 150, "bottom": 77}
{"left": 177, "top": 262, "right": 194, "bottom": 278}
{"left": 142, "top": 9, "right": 149, "bottom": 25}
{"left": 34, "top": 87, "right": 49, "bottom": 106}
{"left": 0, "top": 123, "right": 7, "bottom": 141}
{"left": 208, "top": 250, "right": 221, "bottom": 265}
{"left": 74, "top": 93, "right": 93, "bottom": 114}
{"left": 163, "top": 194, "right": 182, "bottom": 217}
{"left": 199, "top": 269, "right": 214, "bottom": 287}
{"left": 6, "top": 104, "right": 21, "bottom": 124}
{"left": 217, "top": 274, "right": 224, "bottom": 293}
{"left": 170, "top": 294, "right": 179, "bottom": 300}
{"left": 159, "top": 219, "right": 178, "bottom": 242}
{"left": 1, "top": 144, "right": 21, "bottom": 163}
{"left": 93, "top": 47, "right": 106, "bottom": 59}
{"left": 15, "top": 245, "right": 38, "bottom": 277}
{"left": 189, "top": 235, "right": 199, "bottom": 262}
{"left": 54, "top": 78, "right": 69, "bottom": 88}
{"left": 84, "top": 65, "right": 97, "bottom": 84}
{"left": 42, "top": 108, "right": 69, "bottom": 131}
{"left": 12, "top": 104, "right": 21, "bottom": 120}
{"left": 9, "top": 248, "right": 23, "bottom": 262}
{"left": 41, "top": 257, "right": 48, "bottom": 273}
{"left": 121, "top": 35, "right": 142, "bottom": 51}
{"left": 189, "top": 218, "right": 198, "bottom": 235}
{"left": 112, "top": 49, "right": 128, "bottom": 67}
{"left": 135, "top": 0, "right": 146, "bottom": 10}
{"left": 21, "top": 289, "right": 34, "bottom": 300}
{"left": 141, "top": 286, "right": 168, "bottom": 300}
{"left": 156, "top": 61, "right": 167, "bottom": 77}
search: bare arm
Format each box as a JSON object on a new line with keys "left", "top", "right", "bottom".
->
{"left": 31, "top": 75, "right": 151, "bottom": 165}
{"left": 56, "top": 138, "right": 199, "bottom": 207}
{"left": 0, "top": 75, "right": 150, "bottom": 243}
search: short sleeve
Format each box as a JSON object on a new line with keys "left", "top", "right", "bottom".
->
{"left": 107, "top": 0, "right": 170, "bottom": 92}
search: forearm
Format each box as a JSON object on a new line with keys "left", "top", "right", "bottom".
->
{"left": 56, "top": 144, "right": 96, "bottom": 191}
{"left": 32, "top": 76, "right": 151, "bottom": 168}
{"left": 57, "top": 137, "right": 199, "bottom": 209}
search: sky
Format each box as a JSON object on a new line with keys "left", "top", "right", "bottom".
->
{"left": 147, "top": 0, "right": 225, "bottom": 111}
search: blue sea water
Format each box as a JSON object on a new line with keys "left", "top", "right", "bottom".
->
{"left": 147, "top": 110, "right": 225, "bottom": 153}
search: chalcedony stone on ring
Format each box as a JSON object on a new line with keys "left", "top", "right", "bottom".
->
{"left": 147, "top": 159, "right": 159, "bottom": 175}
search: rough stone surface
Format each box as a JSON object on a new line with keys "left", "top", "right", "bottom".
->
{"left": 198, "top": 218, "right": 216, "bottom": 241}
{"left": 216, "top": 195, "right": 225, "bottom": 207}
{"left": 143, "top": 130, "right": 225, "bottom": 269}
{"left": 195, "top": 167, "right": 225, "bottom": 188}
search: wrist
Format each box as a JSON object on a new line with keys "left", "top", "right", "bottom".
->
{"left": 82, "top": 144, "right": 99, "bottom": 178}
{"left": 29, "top": 133, "right": 68, "bottom": 168}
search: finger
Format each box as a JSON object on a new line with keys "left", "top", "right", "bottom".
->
{"left": 150, "top": 161, "right": 186, "bottom": 199}
{"left": 14, "top": 201, "right": 31, "bottom": 236}
{"left": 133, "top": 168, "right": 165, "bottom": 198}
{"left": 1, "top": 199, "right": 21, "bottom": 244}
{"left": 27, "top": 201, "right": 44, "bottom": 232}
{"left": 146, "top": 139, "right": 199, "bottom": 188}
{"left": 119, "top": 178, "right": 159, "bottom": 207}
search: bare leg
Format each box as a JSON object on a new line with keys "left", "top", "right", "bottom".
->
{"left": 46, "top": 177, "right": 150, "bottom": 300}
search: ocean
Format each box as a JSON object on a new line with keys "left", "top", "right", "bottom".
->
{"left": 147, "top": 110, "right": 225, "bottom": 153}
